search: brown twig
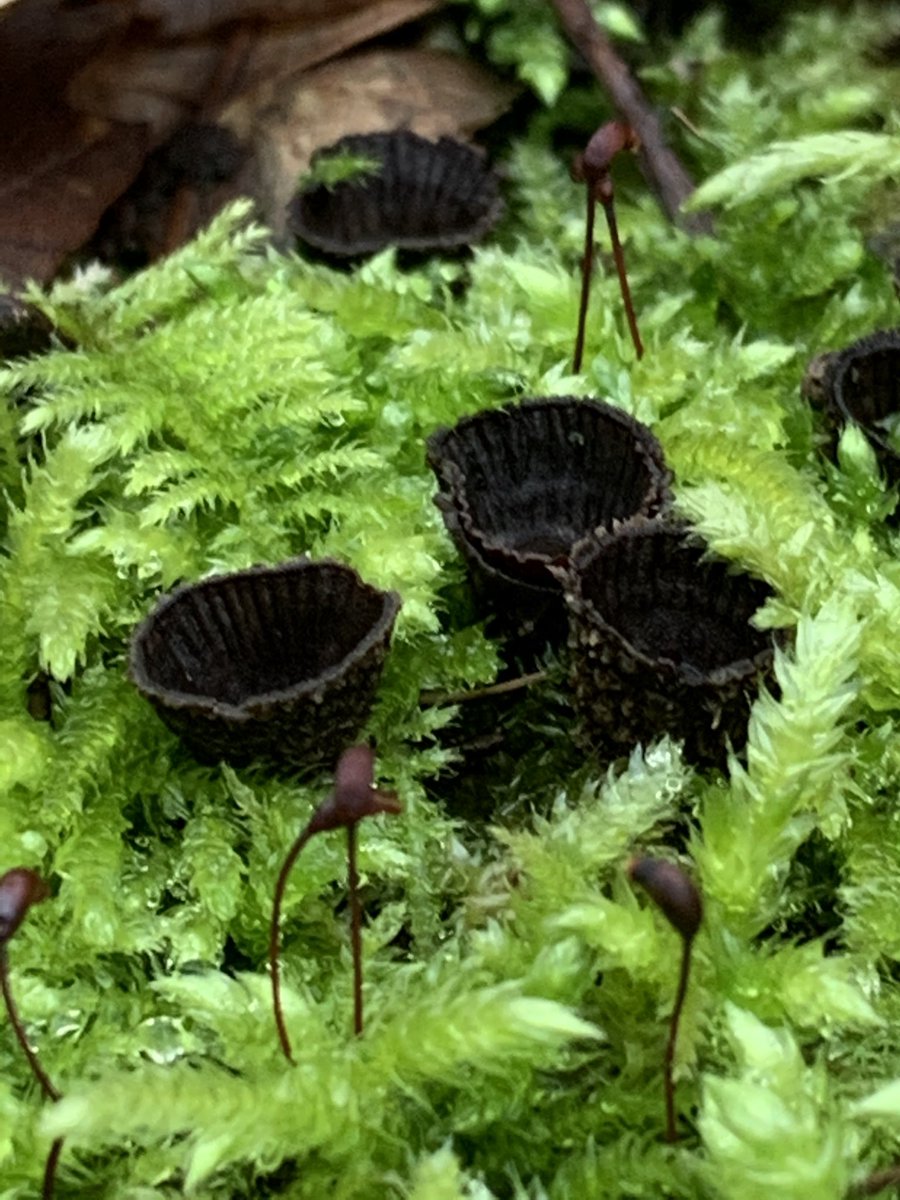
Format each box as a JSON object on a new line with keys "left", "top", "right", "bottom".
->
{"left": 547, "top": 0, "right": 713, "bottom": 235}
{"left": 419, "top": 670, "right": 549, "bottom": 708}
{"left": 42, "top": 1138, "right": 64, "bottom": 1200}
{"left": 849, "top": 1166, "right": 900, "bottom": 1197}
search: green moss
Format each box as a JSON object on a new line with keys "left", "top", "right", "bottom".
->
{"left": 2, "top": 4, "right": 900, "bottom": 1196}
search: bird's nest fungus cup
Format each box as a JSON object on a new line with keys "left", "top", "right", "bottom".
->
{"left": 288, "top": 130, "right": 503, "bottom": 258}
{"left": 559, "top": 520, "right": 776, "bottom": 766}
{"left": 426, "top": 396, "right": 672, "bottom": 642}
{"left": 129, "top": 559, "right": 401, "bottom": 769}
{"left": 813, "top": 329, "right": 900, "bottom": 490}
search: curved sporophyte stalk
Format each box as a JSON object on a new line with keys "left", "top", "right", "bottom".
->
{"left": 269, "top": 745, "right": 402, "bottom": 1063}
{"left": 0, "top": 868, "right": 64, "bottom": 1200}
{"left": 628, "top": 856, "right": 702, "bottom": 1143}
{"left": 571, "top": 120, "right": 644, "bottom": 371}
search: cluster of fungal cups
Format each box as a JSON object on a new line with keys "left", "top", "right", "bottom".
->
{"left": 7, "top": 125, "right": 899, "bottom": 1194}
{"left": 129, "top": 131, "right": 505, "bottom": 766}
{"left": 128, "top": 398, "right": 776, "bottom": 771}
{"left": 128, "top": 130, "right": 781, "bottom": 771}
{"left": 428, "top": 395, "right": 777, "bottom": 766}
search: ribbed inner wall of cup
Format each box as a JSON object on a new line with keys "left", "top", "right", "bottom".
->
{"left": 299, "top": 174, "right": 388, "bottom": 252}
{"left": 451, "top": 404, "right": 659, "bottom": 560}
{"left": 838, "top": 346, "right": 900, "bottom": 427}
{"left": 139, "top": 568, "right": 387, "bottom": 705}
{"left": 295, "top": 132, "right": 499, "bottom": 254}
{"left": 577, "top": 533, "right": 771, "bottom": 674}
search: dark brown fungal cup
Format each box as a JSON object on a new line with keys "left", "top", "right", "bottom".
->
{"left": 0, "top": 294, "right": 55, "bottom": 360}
{"left": 560, "top": 520, "right": 775, "bottom": 765}
{"left": 426, "top": 396, "right": 672, "bottom": 642}
{"left": 288, "top": 130, "right": 503, "bottom": 258}
{"left": 814, "top": 329, "right": 900, "bottom": 489}
{"left": 129, "top": 559, "right": 401, "bottom": 769}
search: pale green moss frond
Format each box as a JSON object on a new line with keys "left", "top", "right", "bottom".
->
{"left": 406, "top": 1144, "right": 490, "bottom": 1200}
{"left": 696, "top": 598, "right": 861, "bottom": 937}
{"left": 501, "top": 740, "right": 691, "bottom": 909}
{"left": 688, "top": 132, "right": 900, "bottom": 211}
{"left": 699, "top": 1005, "right": 853, "bottom": 1200}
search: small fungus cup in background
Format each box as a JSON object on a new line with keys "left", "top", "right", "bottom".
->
{"left": 0, "top": 294, "right": 56, "bottom": 361}
{"left": 427, "top": 396, "right": 671, "bottom": 644}
{"left": 129, "top": 558, "right": 400, "bottom": 770}
{"left": 807, "top": 328, "right": 900, "bottom": 491}
{"left": 558, "top": 520, "right": 776, "bottom": 766}
{"left": 288, "top": 130, "right": 503, "bottom": 259}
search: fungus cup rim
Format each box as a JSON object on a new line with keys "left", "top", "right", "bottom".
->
{"left": 825, "top": 327, "right": 900, "bottom": 466}
{"left": 427, "top": 395, "right": 672, "bottom": 582}
{"left": 128, "top": 557, "right": 402, "bottom": 723}
{"left": 289, "top": 129, "right": 504, "bottom": 257}
{"left": 559, "top": 518, "right": 776, "bottom": 689}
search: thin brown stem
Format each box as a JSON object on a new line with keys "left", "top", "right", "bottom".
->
{"left": 0, "top": 947, "right": 60, "bottom": 1102}
{"left": 573, "top": 184, "right": 596, "bottom": 373}
{"left": 42, "top": 1137, "right": 63, "bottom": 1200}
{"left": 269, "top": 824, "right": 315, "bottom": 1065}
{"left": 419, "top": 670, "right": 549, "bottom": 708}
{"left": 547, "top": 0, "right": 713, "bottom": 235}
{"left": 347, "top": 824, "right": 363, "bottom": 1037}
{"left": 664, "top": 934, "right": 694, "bottom": 1143}
{"left": 848, "top": 1165, "right": 900, "bottom": 1197}
{"left": 599, "top": 192, "right": 643, "bottom": 359}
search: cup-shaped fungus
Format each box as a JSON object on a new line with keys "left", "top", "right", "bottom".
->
{"left": 427, "top": 396, "right": 671, "bottom": 644}
{"left": 559, "top": 520, "right": 775, "bottom": 764}
{"left": 129, "top": 558, "right": 400, "bottom": 769}
{"left": 0, "top": 294, "right": 56, "bottom": 360}
{"left": 288, "top": 130, "right": 503, "bottom": 258}
{"left": 812, "top": 329, "right": 900, "bottom": 490}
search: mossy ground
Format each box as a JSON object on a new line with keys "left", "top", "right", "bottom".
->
{"left": 2, "top": 5, "right": 900, "bottom": 1197}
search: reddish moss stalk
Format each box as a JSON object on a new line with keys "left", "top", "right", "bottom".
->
{"left": 571, "top": 120, "right": 643, "bottom": 371}
{"left": 269, "top": 826, "right": 316, "bottom": 1064}
{"left": 628, "top": 856, "right": 702, "bottom": 1143}
{"left": 0, "top": 869, "right": 62, "bottom": 1199}
{"left": 269, "top": 746, "right": 401, "bottom": 1062}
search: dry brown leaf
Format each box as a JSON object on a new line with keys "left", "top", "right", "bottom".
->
{"left": 115, "top": 0, "right": 412, "bottom": 38}
{"left": 0, "top": 118, "right": 150, "bottom": 289}
{"left": 67, "top": 0, "right": 443, "bottom": 131}
{"left": 222, "top": 47, "right": 520, "bottom": 233}
{"left": 0, "top": 0, "right": 441, "bottom": 285}
{"left": 0, "top": 0, "right": 152, "bottom": 288}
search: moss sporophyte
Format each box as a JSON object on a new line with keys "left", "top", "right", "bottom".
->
{"left": 0, "top": 869, "right": 63, "bottom": 1198}
{"left": 628, "top": 857, "right": 703, "bottom": 1144}
{"left": 570, "top": 120, "right": 643, "bottom": 371}
{"left": 269, "top": 745, "right": 401, "bottom": 1061}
